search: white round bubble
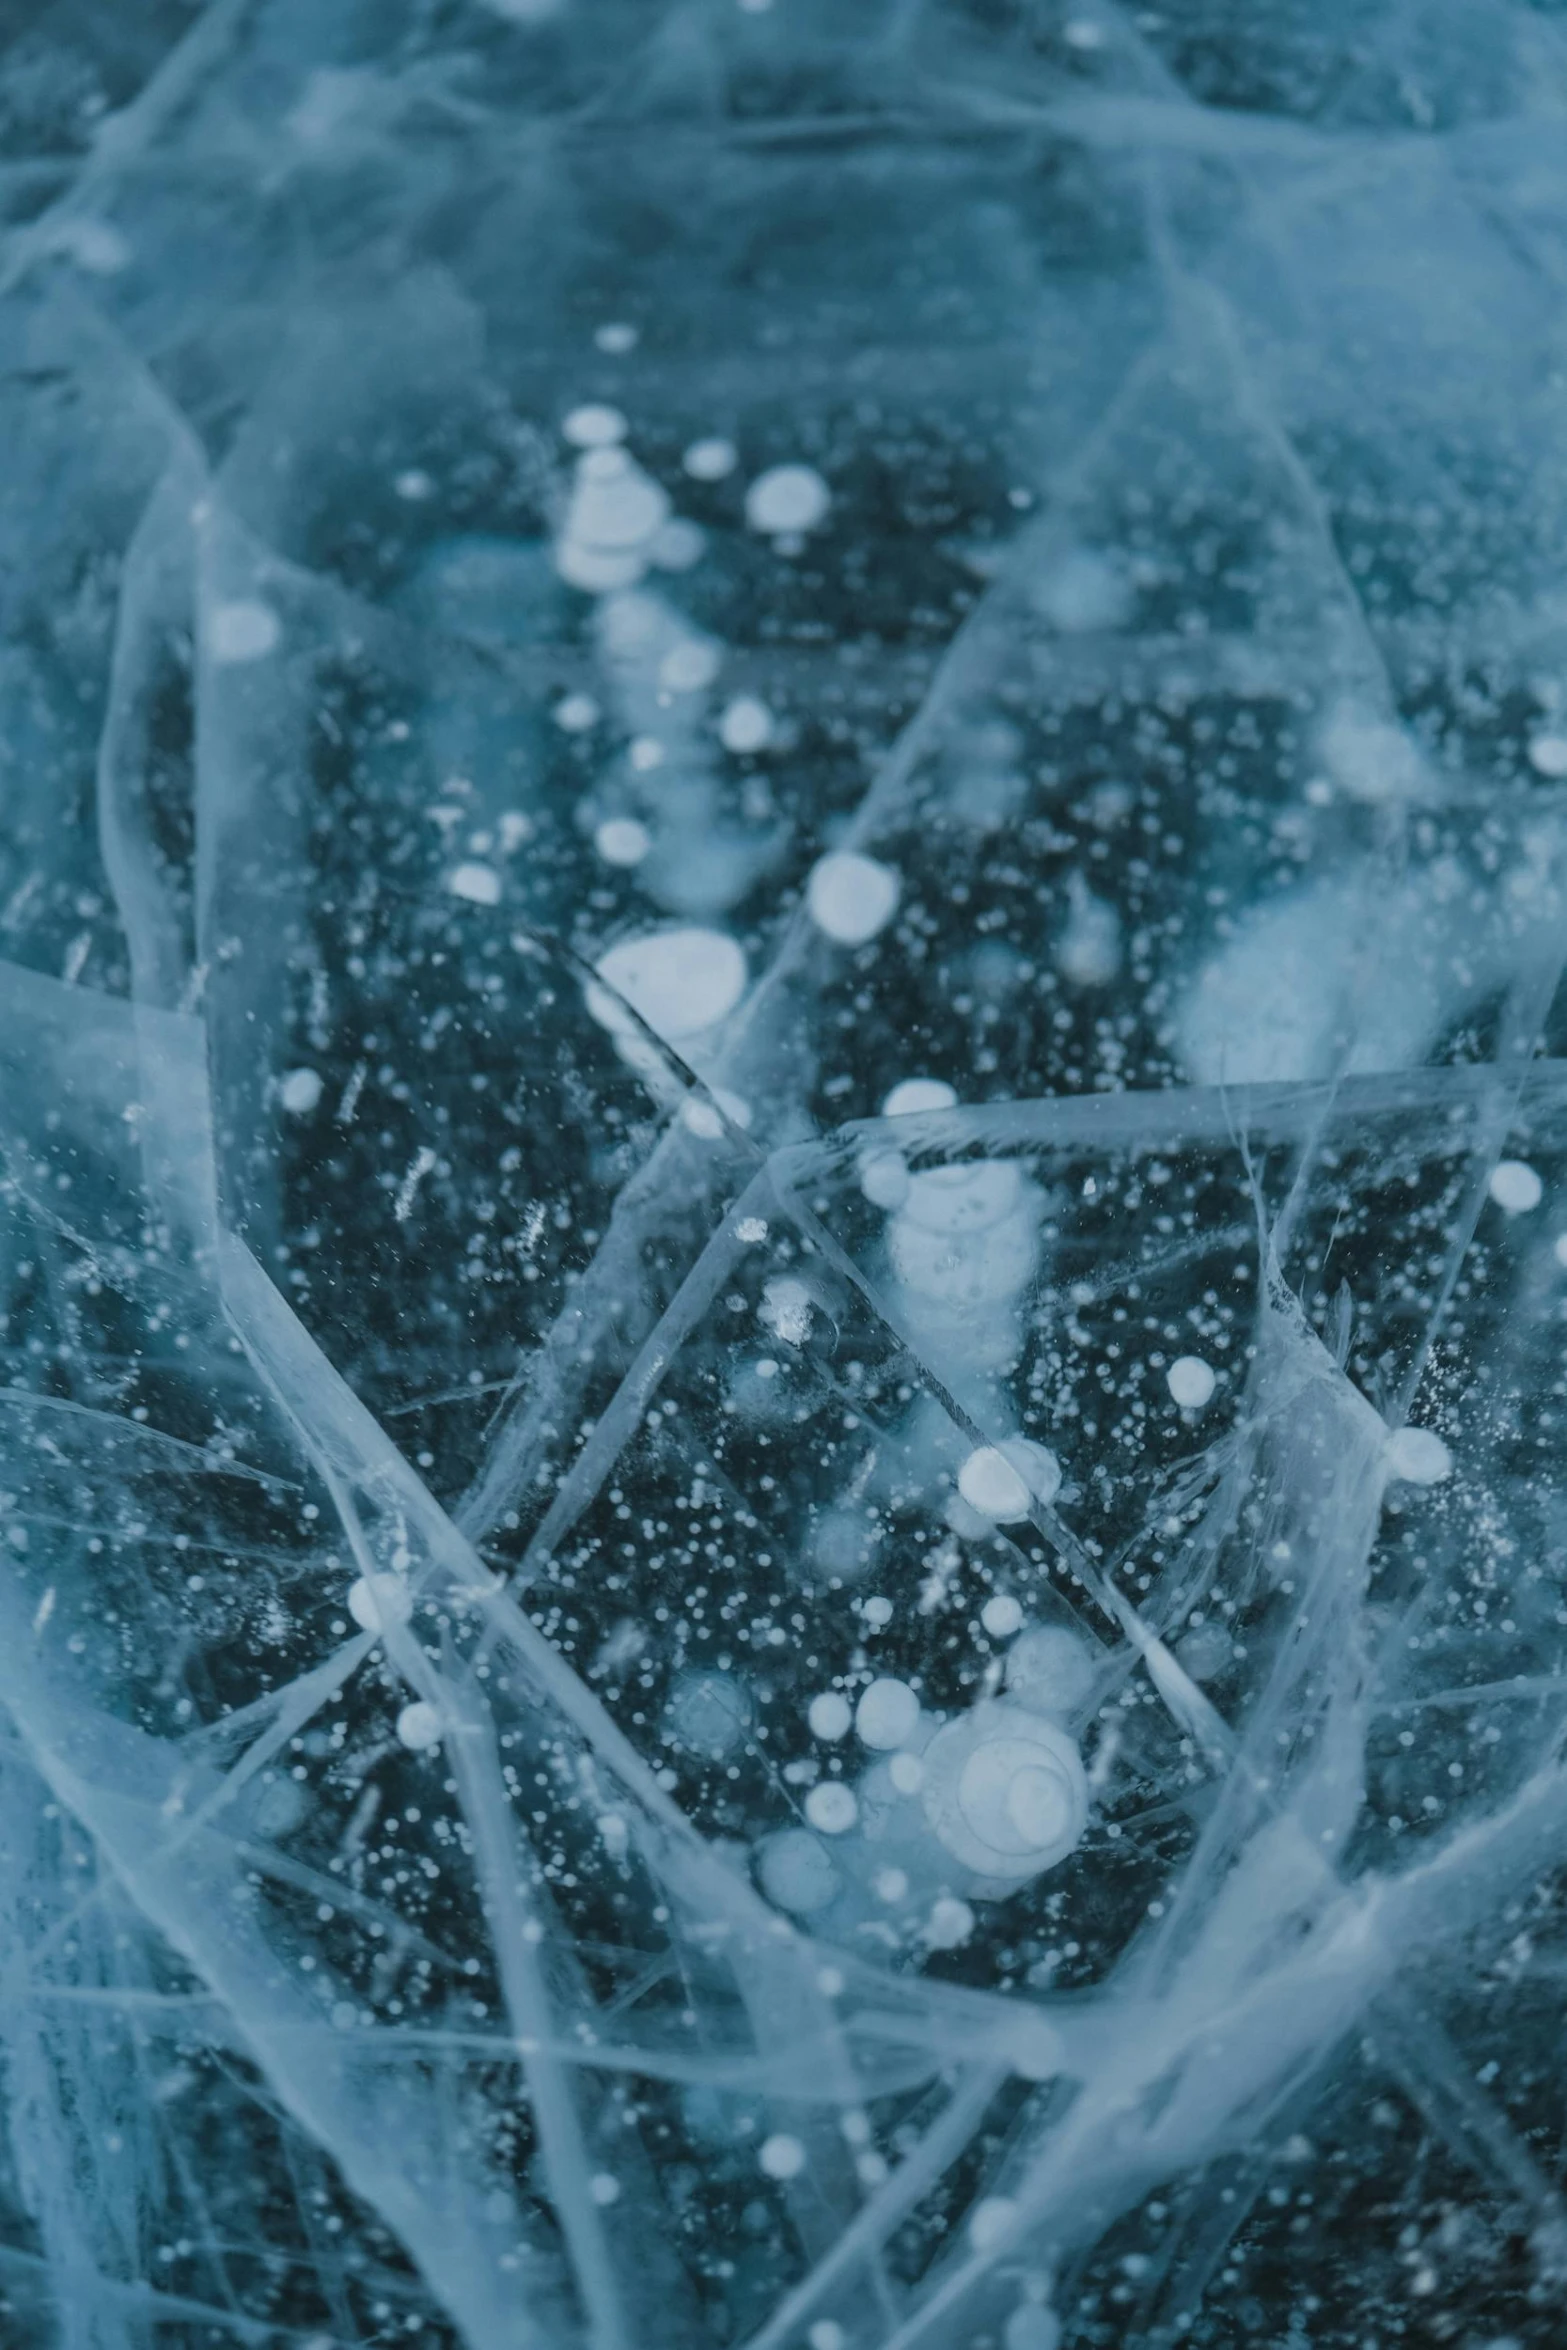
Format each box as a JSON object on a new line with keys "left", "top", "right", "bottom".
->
{"left": 1386, "top": 1425, "right": 1452, "bottom": 1485}
{"left": 958, "top": 1439, "right": 1060, "bottom": 1522}
{"left": 395, "top": 1700, "right": 441, "bottom": 1751}
{"left": 562, "top": 403, "right": 627, "bottom": 447}
{"left": 1527, "top": 733, "right": 1567, "bottom": 778}
{"left": 683, "top": 436, "right": 737, "bottom": 481}
{"left": 664, "top": 1669, "right": 752, "bottom": 1757}
{"left": 1005, "top": 2305, "right": 1062, "bottom": 2350}
{"left": 900, "top": 1160, "right": 1021, "bottom": 1236}
{"left": 893, "top": 1212, "right": 1039, "bottom": 1316}
{"left": 718, "top": 695, "right": 774, "bottom": 753}
{"left": 573, "top": 447, "right": 667, "bottom": 544}
{"left": 859, "top": 1147, "right": 910, "bottom": 1211}
{"left": 1489, "top": 1159, "right": 1543, "bottom": 1214}
{"left": 1005, "top": 1627, "right": 1095, "bottom": 1718}
{"left": 759, "top": 2133, "right": 806, "bottom": 2180}
{"left": 1166, "top": 1355, "right": 1217, "bottom": 1410}
{"left": 279, "top": 1067, "right": 323, "bottom": 1116}
{"left": 883, "top": 1077, "right": 957, "bottom": 1117}
{"left": 659, "top": 639, "right": 722, "bottom": 694}
{"left": 557, "top": 448, "right": 670, "bottom": 590}
{"left": 981, "top": 1594, "right": 1024, "bottom": 1639}
{"left": 958, "top": 1446, "right": 1032, "bottom": 1521}
{"left": 922, "top": 1704, "right": 1087, "bottom": 1880}
{"left": 1033, "top": 545, "right": 1129, "bottom": 634}
{"left": 590, "top": 926, "right": 746, "bottom": 1041}
{"left": 595, "top": 817, "right": 651, "bottom": 867}
{"left": 926, "top": 1896, "right": 975, "bottom": 1950}
{"left": 758, "top": 1828, "right": 839, "bottom": 1915}
{"left": 746, "top": 464, "right": 831, "bottom": 535}
{"left": 805, "top": 1782, "right": 859, "bottom": 1836}
{"left": 554, "top": 692, "right": 600, "bottom": 732}
{"left": 969, "top": 2197, "right": 1018, "bottom": 2253}
{"left": 347, "top": 1575, "right": 412, "bottom": 1634}
{"left": 808, "top": 1691, "right": 852, "bottom": 1742}
{"left": 650, "top": 518, "right": 705, "bottom": 572}
{"left": 555, "top": 538, "right": 645, "bottom": 595}
{"left": 209, "top": 600, "right": 280, "bottom": 665}
{"left": 806, "top": 852, "right": 900, "bottom": 946}
{"left": 447, "top": 862, "right": 502, "bottom": 906}
{"left": 855, "top": 1677, "right": 920, "bottom": 1751}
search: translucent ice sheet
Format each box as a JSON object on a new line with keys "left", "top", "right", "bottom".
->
{"left": 8, "top": 3, "right": 1567, "bottom": 2345}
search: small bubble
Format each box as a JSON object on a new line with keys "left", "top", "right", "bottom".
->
{"left": 759, "top": 2133, "right": 806, "bottom": 2180}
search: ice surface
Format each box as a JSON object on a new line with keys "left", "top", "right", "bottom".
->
{"left": 7, "top": 2, "right": 1567, "bottom": 2344}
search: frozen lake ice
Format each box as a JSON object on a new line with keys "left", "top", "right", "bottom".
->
{"left": 5, "top": 3, "right": 1567, "bottom": 2345}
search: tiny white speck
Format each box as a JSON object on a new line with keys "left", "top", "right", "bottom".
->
{"left": 806, "top": 851, "right": 900, "bottom": 945}
{"left": 807, "top": 1691, "right": 852, "bottom": 1742}
{"left": 595, "top": 322, "right": 638, "bottom": 354}
{"left": 279, "top": 1067, "right": 323, "bottom": 1116}
{"left": 1386, "top": 1426, "right": 1452, "bottom": 1486}
{"left": 805, "top": 1782, "right": 858, "bottom": 1835}
{"left": 396, "top": 1701, "right": 441, "bottom": 1751}
{"left": 394, "top": 468, "right": 434, "bottom": 501}
{"left": 1166, "top": 1355, "right": 1217, "bottom": 1410}
{"left": 759, "top": 2133, "right": 806, "bottom": 2180}
{"left": 448, "top": 862, "right": 502, "bottom": 906}
{"left": 209, "top": 601, "right": 280, "bottom": 665}
{"left": 589, "top": 2173, "right": 622, "bottom": 2207}
{"left": 1489, "top": 1159, "right": 1542, "bottom": 1214}
{"left": 746, "top": 464, "right": 831, "bottom": 535}
{"left": 1554, "top": 1232, "right": 1567, "bottom": 1269}
{"left": 981, "top": 1594, "right": 1024, "bottom": 1639}
{"left": 735, "top": 1215, "right": 769, "bottom": 1243}
{"left": 807, "top": 2325, "right": 845, "bottom": 2350}
{"left": 861, "top": 1596, "right": 894, "bottom": 1629}
{"left": 554, "top": 692, "right": 600, "bottom": 732}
